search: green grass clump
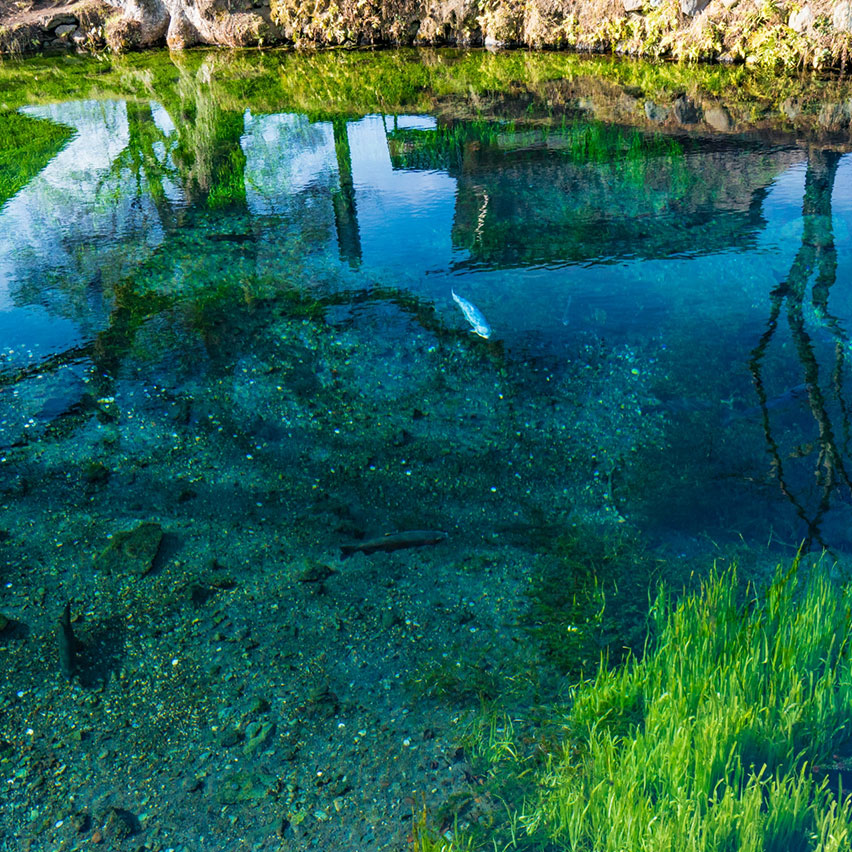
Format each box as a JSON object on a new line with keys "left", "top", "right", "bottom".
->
{"left": 525, "top": 559, "right": 852, "bottom": 850}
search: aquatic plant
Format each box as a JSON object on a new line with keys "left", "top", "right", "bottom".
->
{"left": 420, "top": 557, "right": 852, "bottom": 850}
{"left": 524, "top": 527, "right": 656, "bottom": 677}
{"left": 408, "top": 644, "right": 504, "bottom": 703}
{"left": 2, "top": 49, "right": 852, "bottom": 145}
{"left": 524, "top": 558, "right": 852, "bottom": 849}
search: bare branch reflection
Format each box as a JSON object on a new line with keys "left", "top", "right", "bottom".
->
{"left": 748, "top": 148, "right": 851, "bottom": 550}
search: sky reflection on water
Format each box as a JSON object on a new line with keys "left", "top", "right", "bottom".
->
{"left": 2, "top": 61, "right": 852, "bottom": 558}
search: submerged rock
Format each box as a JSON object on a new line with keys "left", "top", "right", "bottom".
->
{"left": 101, "top": 807, "right": 139, "bottom": 840}
{"left": 243, "top": 720, "right": 276, "bottom": 755}
{"left": 94, "top": 522, "right": 163, "bottom": 577}
{"left": 298, "top": 559, "right": 336, "bottom": 584}
{"left": 217, "top": 770, "right": 276, "bottom": 804}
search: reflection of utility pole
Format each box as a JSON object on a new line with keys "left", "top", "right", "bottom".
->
{"left": 331, "top": 118, "right": 362, "bottom": 268}
{"left": 748, "top": 148, "right": 850, "bottom": 550}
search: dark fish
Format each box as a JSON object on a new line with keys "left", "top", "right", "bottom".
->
{"left": 341, "top": 530, "right": 448, "bottom": 557}
{"left": 57, "top": 602, "right": 77, "bottom": 680}
{"left": 723, "top": 383, "right": 810, "bottom": 425}
{"left": 205, "top": 233, "right": 253, "bottom": 243}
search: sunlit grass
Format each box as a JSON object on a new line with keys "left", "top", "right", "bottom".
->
{"left": 425, "top": 558, "right": 852, "bottom": 850}
{"left": 523, "top": 558, "right": 852, "bottom": 850}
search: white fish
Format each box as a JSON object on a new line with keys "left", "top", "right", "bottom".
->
{"left": 451, "top": 289, "right": 491, "bottom": 339}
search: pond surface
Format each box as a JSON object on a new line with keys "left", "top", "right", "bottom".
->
{"left": 2, "top": 48, "right": 852, "bottom": 851}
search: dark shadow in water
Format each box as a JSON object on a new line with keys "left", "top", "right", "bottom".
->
{"left": 332, "top": 118, "right": 363, "bottom": 268}
{"left": 75, "top": 615, "right": 126, "bottom": 689}
{"left": 748, "top": 148, "right": 852, "bottom": 550}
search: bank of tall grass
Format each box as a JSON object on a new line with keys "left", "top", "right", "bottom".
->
{"left": 424, "top": 559, "right": 852, "bottom": 850}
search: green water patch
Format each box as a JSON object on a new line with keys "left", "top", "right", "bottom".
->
{"left": 0, "top": 110, "right": 73, "bottom": 207}
{"left": 522, "top": 527, "right": 661, "bottom": 678}
{"left": 387, "top": 116, "right": 686, "bottom": 173}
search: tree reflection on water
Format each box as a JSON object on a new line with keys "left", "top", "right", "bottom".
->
{"left": 749, "top": 148, "right": 852, "bottom": 550}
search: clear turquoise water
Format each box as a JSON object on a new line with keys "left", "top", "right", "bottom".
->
{"left": 3, "top": 48, "right": 852, "bottom": 850}
{"left": 4, "top": 88, "right": 852, "bottom": 557}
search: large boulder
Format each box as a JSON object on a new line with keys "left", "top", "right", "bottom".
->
{"left": 789, "top": 4, "right": 814, "bottom": 31}
{"left": 107, "top": 0, "right": 276, "bottom": 48}
{"left": 108, "top": 0, "right": 169, "bottom": 45}
{"left": 416, "top": 0, "right": 483, "bottom": 44}
{"left": 833, "top": 0, "right": 852, "bottom": 31}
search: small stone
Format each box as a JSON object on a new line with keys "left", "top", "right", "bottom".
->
{"left": 54, "top": 24, "right": 77, "bottom": 37}
{"left": 298, "top": 559, "right": 335, "bottom": 584}
{"left": 218, "top": 729, "right": 243, "bottom": 748}
{"left": 381, "top": 609, "right": 401, "bottom": 629}
{"left": 308, "top": 683, "right": 340, "bottom": 716}
{"left": 94, "top": 522, "right": 163, "bottom": 577}
{"left": 681, "top": 0, "right": 709, "bottom": 13}
{"left": 249, "top": 696, "right": 271, "bottom": 715}
{"left": 243, "top": 721, "right": 275, "bottom": 755}
{"left": 83, "top": 461, "right": 110, "bottom": 485}
{"left": 102, "top": 807, "right": 138, "bottom": 840}
{"left": 217, "top": 771, "right": 275, "bottom": 804}
{"left": 69, "top": 811, "right": 90, "bottom": 833}
{"left": 623, "top": 0, "right": 645, "bottom": 10}
{"left": 183, "top": 775, "right": 205, "bottom": 793}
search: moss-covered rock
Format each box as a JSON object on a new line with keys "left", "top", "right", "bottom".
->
{"left": 94, "top": 522, "right": 164, "bottom": 577}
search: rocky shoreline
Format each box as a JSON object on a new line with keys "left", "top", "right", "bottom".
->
{"left": 3, "top": 0, "right": 852, "bottom": 71}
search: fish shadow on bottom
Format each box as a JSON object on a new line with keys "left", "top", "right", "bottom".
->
{"left": 71, "top": 616, "right": 126, "bottom": 689}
